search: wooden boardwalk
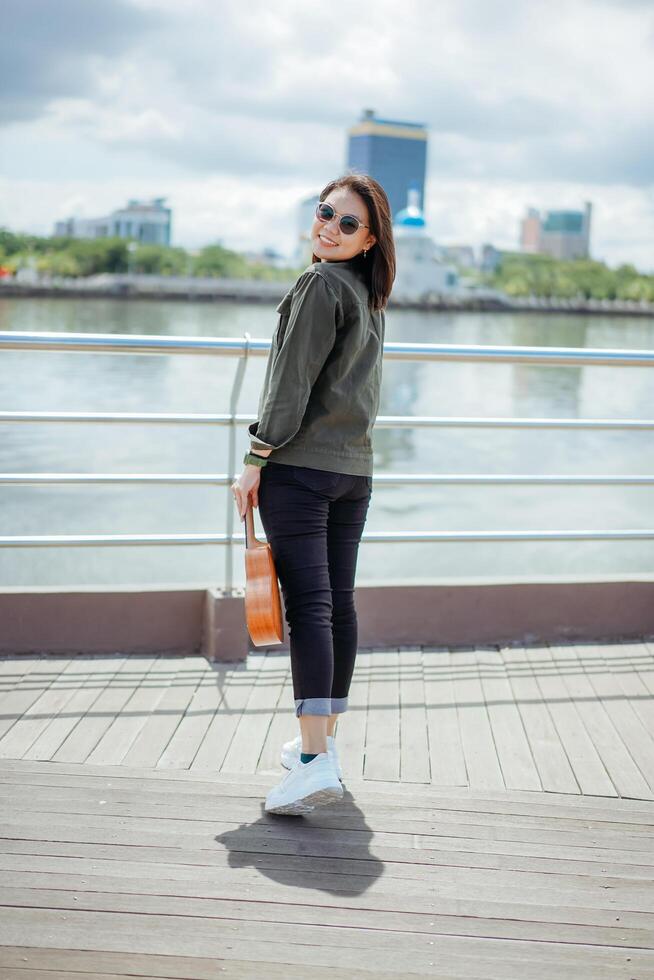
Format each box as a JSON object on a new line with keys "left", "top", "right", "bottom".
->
{"left": 0, "top": 641, "right": 653, "bottom": 977}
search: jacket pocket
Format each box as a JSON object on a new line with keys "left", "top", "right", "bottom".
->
{"left": 273, "top": 292, "right": 294, "bottom": 349}
{"left": 291, "top": 465, "right": 341, "bottom": 492}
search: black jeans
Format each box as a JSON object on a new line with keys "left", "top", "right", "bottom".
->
{"left": 257, "top": 460, "right": 372, "bottom": 718}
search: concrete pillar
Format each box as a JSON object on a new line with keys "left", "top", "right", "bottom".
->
{"left": 202, "top": 588, "right": 250, "bottom": 662}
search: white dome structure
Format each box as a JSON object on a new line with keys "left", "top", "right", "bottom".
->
{"left": 394, "top": 187, "right": 428, "bottom": 233}
{"left": 391, "top": 187, "right": 458, "bottom": 302}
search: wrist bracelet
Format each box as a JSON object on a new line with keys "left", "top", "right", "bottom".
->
{"left": 243, "top": 451, "right": 268, "bottom": 467}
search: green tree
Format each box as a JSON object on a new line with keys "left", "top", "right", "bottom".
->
{"left": 36, "top": 250, "right": 82, "bottom": 277}
{"left": 481, "top": 251, "right": 654, "bottom": 301}
{"left": 192, "top": 243, "right": 251, "bottom": 278}
{"left": 131, "top": 244, "right": 188, "bottom": 275}
{"left": 0, "top": 228, "right": 39, "bottom": 256}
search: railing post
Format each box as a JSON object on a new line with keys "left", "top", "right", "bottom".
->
{"left": 225, "top": 332, "right": 251, "bottom": 593}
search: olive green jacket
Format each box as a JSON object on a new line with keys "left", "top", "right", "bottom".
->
{"left": 248, "top": 258, "right": 385, "bottom": 477}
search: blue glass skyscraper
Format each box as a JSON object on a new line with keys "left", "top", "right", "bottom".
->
{"left": 347, "top": 108, "right": 428, "bottom": 221}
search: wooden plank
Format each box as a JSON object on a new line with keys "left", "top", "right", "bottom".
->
{"left": 3, "top": 806, "right": 654, "bottom": 886}
{"left": 1, "top": 906, "right": 652, "bottom": 977}
{"left": 478, "top": 648, "right": 541, "bottom": 791}
{"left": 450, "top": 648, "right": 504, "bottom": 790}
{"left": 0, "top": 949, "right": 645, "bottom": 980}
{"left": 0, "top": 657, "right": 80, "bottom": 759}
{"left": 0, "top": 747, "right": 652, "bottom": 980}
{"left": 0, "top": 947, "right": 419, "bottom": 980}
{"left": 2, "top": 803, "right": 653, "bottom": 879}
{"left": 221, "top": 651, "right": 286, "bottom": 774}
{"left": 552, "top": 644, "right": 653, "bottom": 799}
{"left": 3, "top": 865, "right": 653, "bottom": 936}
{"left": 191, "top": 656, "right": 262, "bottom": 771}
{"left": 335, "top": 647, "right": 372, "bottom": 781}
{"left": 2, "top": 851, "right": 652, "bottom": 916}
{"left": 500, "top": 645, "right": 579, "bottom": 794}
{"left": 5, "top": 752, "right": 649, "bottom": 830}
{"left": 2, "top": 640, "right": 652, "bottom": 803}
{"left": 0, "top": 655, "right": 42, "bottom": 702}
{"left": 531, "top": 645, "right": 616, "bottom": 796}
{"left": 399, "top": 649, "right": 430, "bottom": 783}
{"left": 5, "top": 786, "right": 654, "bottom": 865}
{"left": 364, "top": 649, "right": 401, "bottom": 781}
{"left": 423, "top": 648, "right": 467, "bottom": 787}
{"left": 157, "top": 665, "right": 225, "bottom": 770}
{"left": 257, "top": 659, "right": 294, "bottom": 774}
{"left": 3, "top": 786, "right": 653, "bottom": 857}
{"left": 4, "top": 852, "right": 654, "bottom": 940}
{"left": 2, "top": 757, "right": 654, "bottom": 823}
{"left": 602, "top": 642, "right": 654, "bottom": 737}
{"left": 0, "top": 657, "right": 73, "bottom": 746}
{"left": 579, "top": 643, "right": 654, "bottom": 793}
{"left": 2, "top": 884, "right": 653, "bottom": 951}
{"left": 23, "top": 656, "right": 127, "bottom": 762}
{"left": 639, "top": 640, "right": 654, "bottom": 696}
{"left": 51, "top": 656, "right": 150, "bottom": 763}
{"left": 2, "top": 827, "right": 651, "bottom": 890}
{"left": 0, "top": 949, "right": 427, "bottom": 980}
{"left": 86, "top": 656, "right": 178, "bottom": 765}
{"left": 122, "top": 656, "right": 208, "bottom": 768}
{"left": 2, "top": 972, "right": 133, "bottom": 980}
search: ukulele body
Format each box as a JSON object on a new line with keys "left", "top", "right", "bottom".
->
{"left": 243, "top": 502, "right": 284, "bottom": 646}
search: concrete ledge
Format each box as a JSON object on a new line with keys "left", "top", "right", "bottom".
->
{"left": 1, "top": 579, "right": 652, "bottom": 660}
{"left": 0, "top": 586, "right": 207, "bottom": 658}
{"left": 352, "top": 579, "right": 654, "bottom": 650}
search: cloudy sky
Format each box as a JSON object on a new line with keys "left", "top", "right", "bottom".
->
{"left": 1, "top": 0, "right": 652, "bottom": 268}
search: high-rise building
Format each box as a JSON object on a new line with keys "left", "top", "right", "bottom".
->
{"left": 55, "top": 198, "right": 172, "bottom": 246}
{"left": 520, "top": 208, "right": 541, "bottom": 254}
{"left": 519, "top": 202, "right": 592, "bottom": 260}
{"left": 346, "top": 108, "right": 428, "bottom": 220}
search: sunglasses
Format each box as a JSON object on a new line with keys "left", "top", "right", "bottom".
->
{"left": 315, "top": 201, "right": 370, "bottom": 236}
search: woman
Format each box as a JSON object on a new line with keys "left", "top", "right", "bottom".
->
{"left": 232, "top": 172, "right": 395, "bottom": 815}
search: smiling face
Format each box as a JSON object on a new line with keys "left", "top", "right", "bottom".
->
{"left": 311, "top": 186, "right": 377, "bottom": 262}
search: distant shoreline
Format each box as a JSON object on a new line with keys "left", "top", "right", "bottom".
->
{"left": 1, "top": 275, "right": 653, "bottom": 317}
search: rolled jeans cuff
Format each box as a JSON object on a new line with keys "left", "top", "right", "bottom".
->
{"left": 295, "top": 696, "right": 348, "bottom": 717}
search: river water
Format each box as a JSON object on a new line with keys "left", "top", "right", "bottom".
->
{"left": 1, "top": 296, "right": 653, "bottom": 589}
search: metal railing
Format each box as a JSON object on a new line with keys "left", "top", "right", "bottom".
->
{"left": 1, "top": 329, "right": 653, "bottom": 591}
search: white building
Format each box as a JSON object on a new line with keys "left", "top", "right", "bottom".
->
{"left": 391, "top": 187, "right": 458, "bottom": 302}
{"left": 55, "top": 198, "right": 172, "bottom": 246}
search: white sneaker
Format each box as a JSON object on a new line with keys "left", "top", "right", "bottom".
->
{"left": 281, "top": 734, "right": 343, "bottom": 781}
{"left": 265, "top": 752, "right": 344, "bottom": 815}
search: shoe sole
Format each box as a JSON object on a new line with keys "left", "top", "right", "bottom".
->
{"left": 266, "top": 784, "right": 344, "bottom": 816}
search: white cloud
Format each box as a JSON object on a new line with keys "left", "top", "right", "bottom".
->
{"left": 0, "top": 0, "right": 652, "bottom": 269}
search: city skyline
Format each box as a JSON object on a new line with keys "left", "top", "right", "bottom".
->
{"left": 1, "top": 0, "right": 652, "bottom": 270}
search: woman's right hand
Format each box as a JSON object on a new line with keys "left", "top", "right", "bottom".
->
{"left": 231, "top": 465, "right": 262, "bottom": 521}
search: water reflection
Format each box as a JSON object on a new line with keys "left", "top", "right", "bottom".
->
{"left": 1, "top": 297, "right": 653, "bottom": 587}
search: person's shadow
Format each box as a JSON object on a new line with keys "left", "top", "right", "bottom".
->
{"left": 215, "top": 783, "right": 384, "bottom": 896}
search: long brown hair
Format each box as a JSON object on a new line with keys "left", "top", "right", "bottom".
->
{"left": 311, "top": 172, "right": 396, "bottom": 312}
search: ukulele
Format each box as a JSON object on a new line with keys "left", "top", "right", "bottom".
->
{"left": 243, "top": 497, "right": 284, "bottom": 645}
